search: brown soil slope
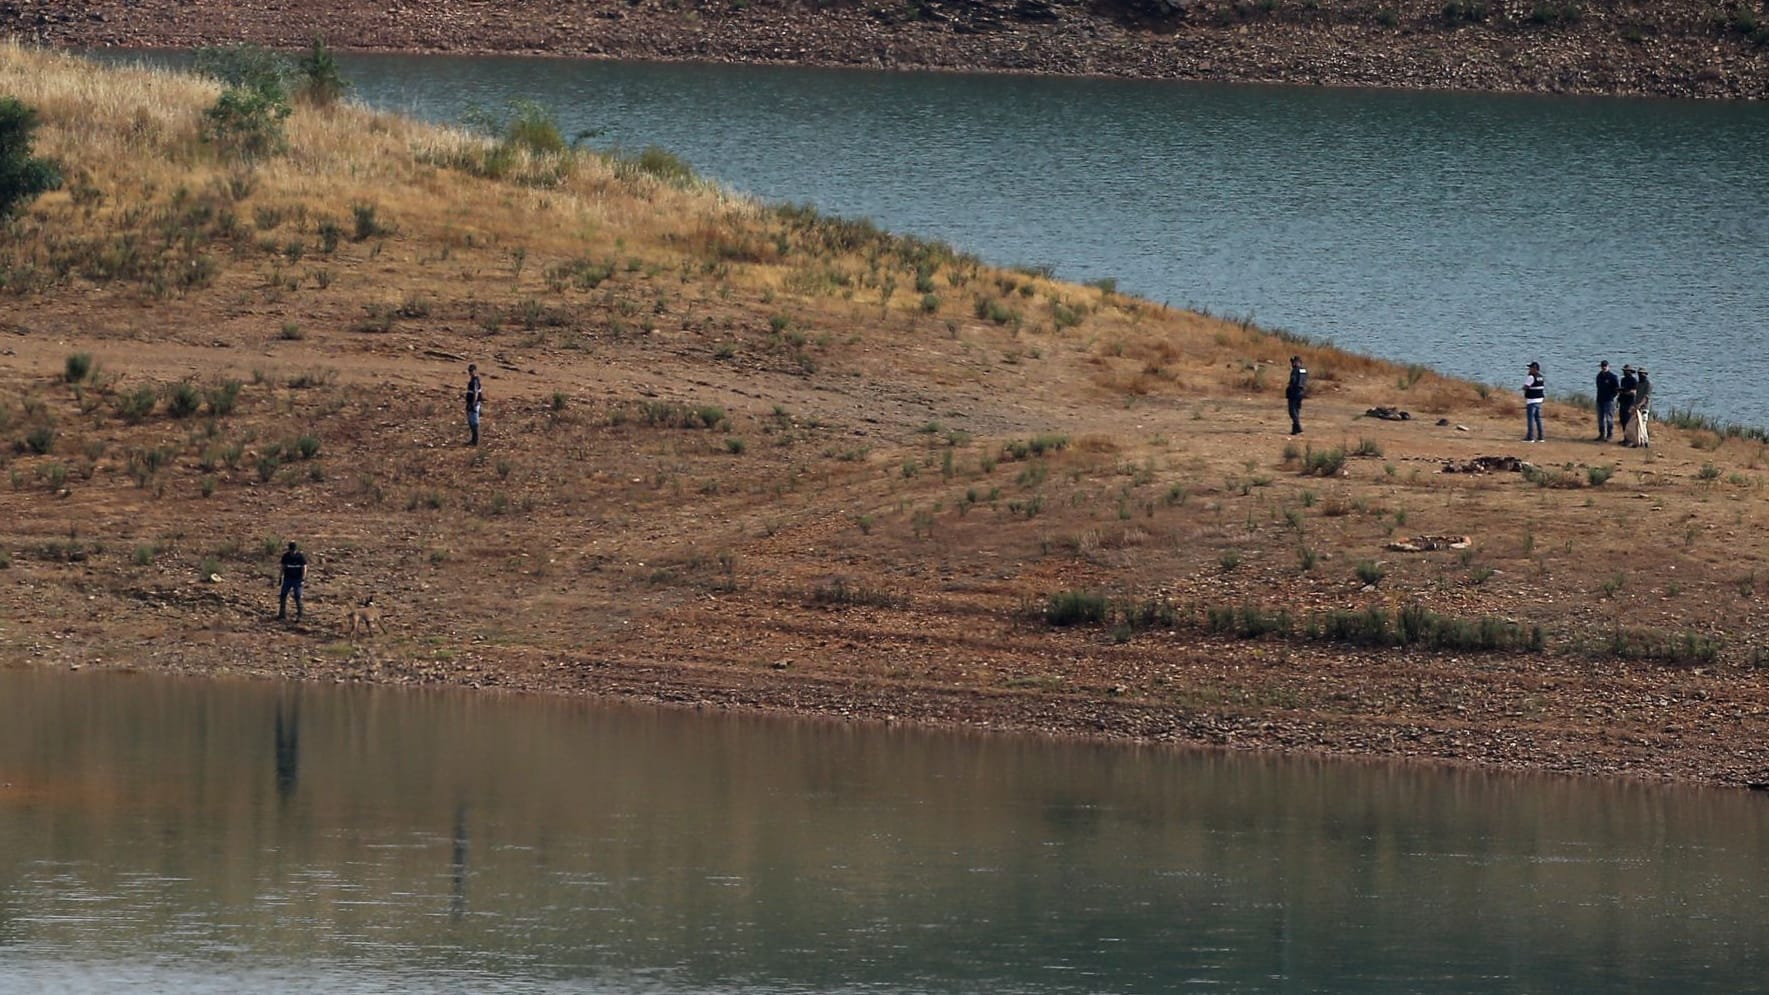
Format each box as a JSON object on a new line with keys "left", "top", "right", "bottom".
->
{"left": 3, "top": 46, "right": 1769, "bottom": 788}
{"left": 8, "top": 0, "right": 1769, "bottom": 99}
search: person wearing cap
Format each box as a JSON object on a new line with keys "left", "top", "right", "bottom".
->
{"left": 465, "top": 363, "right": 485, "bottom": 446}
{"left": 1284, "top": 355, "right": 1308, "bottom": 435}
{"left": 1522, "top": 361, "right": 1546, "bottom": 442}
{"left": 1617, "top": 365, "right": 1639, "bottom": 443}
{"left": 1594, "top": 360, "right": 1619, "bottom": 442}
{"left": 1626, "top": 368, "right": 1652, "bottom": 447}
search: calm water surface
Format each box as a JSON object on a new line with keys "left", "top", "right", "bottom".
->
{"left": 3, "top": 667, "right": 1769, "bottom": 992}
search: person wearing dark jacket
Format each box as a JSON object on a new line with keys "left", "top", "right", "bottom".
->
{"left": 1617, "top": 365, "right": 1639, "bottom": 442}
{"left": 1522, "top": 362, "right": 1546, "bottom": 442}
{"left": 277, "top": 541, "right": 307, "bottom": 622}
{"left": 1285, "top": 356, "right": 1308, "bottom": 435}
{"left": 1594, "top": 360, "right": 1619, "bottom": 441}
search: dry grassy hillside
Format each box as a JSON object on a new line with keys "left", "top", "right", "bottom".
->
{"left": 4, "top": 42, "right": 1769, "bottom": 784}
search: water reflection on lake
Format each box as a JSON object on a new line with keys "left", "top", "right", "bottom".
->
{"left": 2, "top": 667, "right": 1767, "bottom": 992}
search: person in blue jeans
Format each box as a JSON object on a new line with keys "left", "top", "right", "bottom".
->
{"left": 278, "top": 541, "right": 307, "bottom": 621}
{"left": 1594, "top": 360, "right": 1618, "bottom": 441}
{"left": 1522, "top": 361, "right": 1546, "bottom": 442}
{"left": 465, "top": 363, "right": 484, "bottom": 446}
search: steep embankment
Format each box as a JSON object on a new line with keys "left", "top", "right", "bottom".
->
{"left": 4, "top": 45, "right": 1769, "bottom": 788}
{"left": 5, "top": 0, "right": 1769, "bottom": 99}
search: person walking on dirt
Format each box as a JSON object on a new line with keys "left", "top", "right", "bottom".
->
{"left": 465, "top": 363, "right": 484, "bottom": 446}
{"left": 1595, "top": 360, "right": 1619, "bottom": 441}
{"left": 1285, "top": 356, "right": 1308, "bottom": 435}
{"left": 277, "top": 541, "right": 307, "bottom": 622}
{"left": 1522, "top": 361, "right": 1546, "bottom": 442}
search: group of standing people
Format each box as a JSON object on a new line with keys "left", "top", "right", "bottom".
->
{"left": 1521, "top": 360, "right": 1652, "bottom": 447}
{"left": 1593, "top": 359, "right": 1652, "bottom": 447}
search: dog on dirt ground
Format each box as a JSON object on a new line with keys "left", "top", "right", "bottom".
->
{"left": 345, "top": 595, "right": 387, "bottom": 638}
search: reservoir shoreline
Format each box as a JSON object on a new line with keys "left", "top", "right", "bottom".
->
{"left": 7, "top": 0, "right": 1769, "bottom": 101}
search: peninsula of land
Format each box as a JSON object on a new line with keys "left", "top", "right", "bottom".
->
{"left": 4, "top": 45, "right": 1769, "bottom": 792}
{"left": 6, "top": 0, "right": 1769, "bottom": 100}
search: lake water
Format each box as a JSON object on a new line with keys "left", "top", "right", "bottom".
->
{"left": 5, "top": 666, "right": 1769, "bottom": 992}
{"left": 92, "top": 51, "right": 1769, "bottom": 426}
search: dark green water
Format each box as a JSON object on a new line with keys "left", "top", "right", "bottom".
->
{"left": 3, "top": 667, "right": 1768, "bottom": 992}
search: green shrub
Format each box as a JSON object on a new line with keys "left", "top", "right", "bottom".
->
{"left": 165, "top": 381, "right": 202, "bottom": 419}
{"left": 1354, "top": 560, "right": 1386, "bottom": 586}
{"left": 194, "top": 44, "right": 291, "bottom": 96}
{"left": 293, "top": 37, "right": 350, "bottom": 108}
{"left": 317, "top": 220, "right": 343, "bottom": 253}
{"left": 1587, "top": 463, "right": 1614, "bottom": 486}
{"left": 491, "top": 99, "right": 565, "bottom": 153}
{"left": 295, "top": 434, "right": 321, "bottom": 459}
{"left": 1442, "top": 0, "right": 1489, "bottom": 22}
{"left": 1302, "top": 445, "right": 1346, "bottom": 477}
{"left": 110, "top": 380, "right": 153, "bottom": 419}
{"left": 631, "top": 146, "right": 697, "bottom": 187}
{"left": 23, "top": 424, "right": 55, "bottom": 455}
{"left": 0, "top": 96, "right": 63, "bottom": 220}
{"left": 1203, "top": 603, "right": 1292, "bottom": 638}
{"left": 1604, "top": 627, "right": 1720, "bottom": 666}
{"left": 1044, "top": 590, "right": 1108, "bottom": 627}
{"left": 974, "top": 298, "right": 1018, "bottom": 325}
{"left": 1529, "top": 1, "right": 1582, "bottom": 24}
{"left": 63, "top": 352, "right": 94, "bottom": 383}
{"left": 202, "top": 86, "right": 291, "bottom": 160}
{"left": 351, "top": 202, "right": 390, "bottom": 241}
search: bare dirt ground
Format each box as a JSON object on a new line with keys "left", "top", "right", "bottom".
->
{"left": 7, "top": 0, "right": 1769, "bottom": 100}
{"left": 4, "top": 45, "right": 1769, "bottom": 789}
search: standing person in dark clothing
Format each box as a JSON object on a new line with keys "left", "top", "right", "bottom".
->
{"left": 1522, "top": 361, "right": 1546, "bottom": 442}
{"left": 465, "top": 363, "right": 484, "bottom": 446}
{"left": 1285, "top": 356, "right": 1308, "bottom": 435}
{"left": 1594, "top": 360, "right": 1619, "bottom": 441}
{"left": 277, "top": 541, "right": 307, "bottom": 621}
{"left": 1617, "top": 365, "right": 1639, "bottom": 443}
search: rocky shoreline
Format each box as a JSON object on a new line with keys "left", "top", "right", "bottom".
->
{"left": 5, "top": 0, "right": 1768, "bottom": 100}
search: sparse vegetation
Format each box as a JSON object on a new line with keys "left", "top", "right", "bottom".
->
{"left": 5, "top": 44, "right": 1769, "bottom": 792}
